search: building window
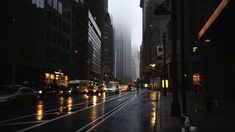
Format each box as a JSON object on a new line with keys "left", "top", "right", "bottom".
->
{"left": 47, "top": 0, "right": 52, "bottom": 6}
{"left": 32, "top": 0, "right": 45, "bottom": 8}
{"left": 193, "top": 73, "right": 201, "bottom": 86}
{"left": 58, "top": 1, "right": 63, "bottom": 14}
{"left": 53, "top": 0, "right": 58, "bottom": 10}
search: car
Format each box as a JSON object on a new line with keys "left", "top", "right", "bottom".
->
{"left": 59, "top": 85, "right": 79, "bottom": 96}
{"left": 97, "top": 85, "right": 107, "bottom": 93}
{"left": 87, "top": 85, "right": 99, "bottom": 94}
{"left": 106, "top": 84, "right": 120, "bottom": 95}
{"left": 68, "top": 80, "right": 93, "bottom": 94}
{"left": 38, "top": 83, "right": 60, "bottom": 99}
{"left": 119, "top": 84, "right": 129, "bottom": 91}
{"left": 0, "top": 86, "right": 38, "bottom": 108}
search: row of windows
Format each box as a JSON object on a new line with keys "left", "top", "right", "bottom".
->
{"left": 46, "top": 10, "right": 71, "bottom": 34}
{"left": 46, "top": 28, "right": 70, "bottom": 50}
{"left": 88, "top": 22, "right": 101, "bottom": 74}
{"left": 89, "top": 31, "right": 101, "bottom": 47}
{"left": 91, "top": 60, "right": 101, "bottom": 74}
{"left": 47, "top": 0, "right": 63, "bottom": 14}
{"left": 89, "top": 22, "right": 101, "bottom": 42}
{"left": 32, "top": 0, "right": 45, "bottom": 8}
{"left": 88, "top": 23, "right": 101, "bottom": 54}
{"left": 92, "top": 53, "right": 101, "bottom": 63}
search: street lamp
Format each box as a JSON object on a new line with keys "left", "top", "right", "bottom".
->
{"left": 150, "top": 64, "right": 156, "bottom": 68}
{"left": 171, "top": 0, "right": 181, "bottom": 117}
{"left": 162, "top": 32, "right": 167, "bottom": 96}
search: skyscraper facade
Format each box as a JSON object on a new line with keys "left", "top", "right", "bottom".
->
{"left": 114, "top": 24, "right": 132, "bottom": 83}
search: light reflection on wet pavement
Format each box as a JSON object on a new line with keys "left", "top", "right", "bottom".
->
{"left": 0, "top": 90, "right": 156, "bottom": 132}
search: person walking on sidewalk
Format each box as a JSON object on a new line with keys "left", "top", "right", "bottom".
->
{"left": 136, "top": 84, "right": 139, "bottom": 94}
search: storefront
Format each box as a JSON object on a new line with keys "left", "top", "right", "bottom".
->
{"left": 44, "top": 69, "right": 68, "bottom": 87}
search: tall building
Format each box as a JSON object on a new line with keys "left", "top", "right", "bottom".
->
{"left": 139, "top": 0, "right": 221, "bottom": 89}
{"left": 140, "top": 0, "right": 170, "bottom": 85}
{"left": 0, "top": 0, "right": 103, "bottom": 88}
{"left": 71, "top": 0, "right": 102, "bottom": 80}
{"left": 131, "top": 45, "right": 140, "bottom": 82}
{"left": 85, "top": 0, "right": 105, "bottom": 30}
{"left": 198, "top": 0, "right": 234, "bottom": 98}
{"left": 172, "top": 0, "right": 216, "bottom": 89}
{"left": 85, "top": 0, "right": 112, "bottom": 81}
{"left": 140, "top": 0, "right": 154, "bottom": 77}
{"left": 0, "top": 0, "right": 72, "bottom": 88}
{"left": 102, "top": 13, "right": 114, "bottom": 81}
{"left": 114, "top": 24, "right": 132, "bottom": 83}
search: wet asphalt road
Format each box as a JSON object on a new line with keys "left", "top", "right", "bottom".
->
{"left": 0, "top": 89, "right": 159, "bottom": 132}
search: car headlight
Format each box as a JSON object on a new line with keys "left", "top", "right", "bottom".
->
{"left": 39, "top": 90, "right": 42, "bottom": 94}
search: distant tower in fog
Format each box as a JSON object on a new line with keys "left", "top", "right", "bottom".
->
{"left": 131, "top": 45, "right": 140, "bottom": 82}
{"left": 114, "top": 24, "right": 132, "bottom": 83}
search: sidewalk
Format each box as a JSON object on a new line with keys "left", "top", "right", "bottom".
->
{"left": 157, "top": 90, "right": 235, "bottom": 132}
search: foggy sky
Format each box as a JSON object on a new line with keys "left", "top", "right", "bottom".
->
{"left": 109, "top": 0, "right": 142, "bottom": 50}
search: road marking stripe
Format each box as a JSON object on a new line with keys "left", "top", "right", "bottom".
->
{"left": 76, "top": 95, "right": 137, "bottom": 132}
{"left": 86, "top": 96, "right": 137, "bottom": 132}
{"left": 1, "top": 121, "right": 46, "bottom": 126}
{"left": 1, "top": 93, "right": 129, "bottom": 123}
{"left": 16, "top": 93, "right": 130, "bottom": 132}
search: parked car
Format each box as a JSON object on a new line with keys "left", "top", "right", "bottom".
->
{"left": 106, "top": 84, "right": 120, "bottom": 95}
{"left": 0, "top": 86, "right": 38, "bottom": 108}
{"left": 38, "top": 83, "right": 60, "bottom": 99}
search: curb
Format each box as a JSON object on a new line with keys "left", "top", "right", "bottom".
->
{"left": 156, "top": 91, "right": 161, "bottom": 132}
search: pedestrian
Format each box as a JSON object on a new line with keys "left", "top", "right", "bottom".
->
{"left": 136, "top": 84, "right": 139, "bottom": 94}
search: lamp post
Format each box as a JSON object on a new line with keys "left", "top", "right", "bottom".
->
{"left": 150, "top": 64, "right": 156, "bottom": 90}
{"left": 162, "top": 32, "right": 167, "bottom": 96}
{"left": 171, "top": 0, "right": 181, "bottom": 116}
{"left": 180, "top": 0, "right": 187, "bottom": 116}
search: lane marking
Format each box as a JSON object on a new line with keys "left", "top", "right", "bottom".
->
{"left": 1, "top": 93, "right": 130, "bottom": 123}
{"left": 16, "top": 93, "right": 132, "bottom": 132}
{"left": 1, "top": 121, "right": 46, "bottom": 126}
{"left": 76, "top": 96, "right": 136, "bottom": 132}
{"left": 86, "top": 96, "right": 137, "bottom": 132}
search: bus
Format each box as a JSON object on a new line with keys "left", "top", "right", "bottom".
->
{"left": 68, "top": 80, "right": 93, "bottom": 93}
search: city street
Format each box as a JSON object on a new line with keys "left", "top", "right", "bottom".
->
{"left": 1, "top": 0, "right": 233, "bottom": 131}
{"left": 0, "top": 89, "right": 159, "bottom": 132}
